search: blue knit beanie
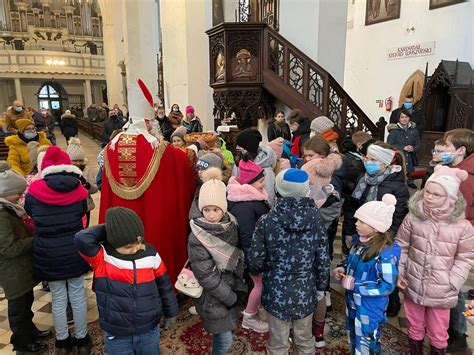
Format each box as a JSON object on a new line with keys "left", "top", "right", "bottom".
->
{"left": 275, "top": 168, "right": 310, "bottom": 198}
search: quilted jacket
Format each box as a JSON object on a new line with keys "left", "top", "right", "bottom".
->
{"left": 248, "top": 197, "right": 330, "bottom": 321}
{"left": 396, "top": 190, "right": 474, "bottom": 308}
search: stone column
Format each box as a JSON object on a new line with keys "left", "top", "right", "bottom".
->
{"left": 83, "top": 79, "right": 93, "bottom": 108}
{"left": 121, "top": 0, "right": 160, "bottom": 118}
{"left": 97, "top": 0, "right": 125, "bottom": 109}
{"left": 14, "top": 78, "right": 23, "bottom": 103}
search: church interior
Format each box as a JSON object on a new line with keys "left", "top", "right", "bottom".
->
{"left": 0, "top": 0, "right": 473, "bottom": 354}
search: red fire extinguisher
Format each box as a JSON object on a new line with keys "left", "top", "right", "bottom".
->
{"left": 385, "top": 96, "right": 393, "bottom": 112}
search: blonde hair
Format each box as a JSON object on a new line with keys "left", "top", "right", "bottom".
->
{"left": 362, "top": 231, "right": 393, "bottom": 261}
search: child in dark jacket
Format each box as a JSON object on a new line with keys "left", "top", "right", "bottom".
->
{"left": 25, "top": 146, "right": 91, "bottom": 354}
{"left": 0, "top": 162, "right": 50, "bottom": 353}
{"left": 188, "top": 178, "right": 245, "bottom": 355}
{"left": 227, "top": 158, "right": 270, "bottom": 333}
{"left": 75, "top": 207, "right": 178, "bottom": 355}
{"left": 333, "top": 194, "right": 400, "bottom": 355}
{"left": 248, "top": 168, "right": 331, "bottom": 354}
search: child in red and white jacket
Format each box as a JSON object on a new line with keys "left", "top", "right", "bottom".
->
{"left": 75, "top": 207, "right": 178, "bottom": 355}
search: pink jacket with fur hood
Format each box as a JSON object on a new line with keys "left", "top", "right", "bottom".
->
{"left": 396, "top": 190, "right": 474, "bottom": 308}
{"left": 301, "top": 153, "right": 342, "bottom": 186}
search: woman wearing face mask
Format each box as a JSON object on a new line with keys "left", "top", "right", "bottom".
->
{"left": 345, "top": 142, "right": 409, "bottom": 317}
{"left": 387, "top": 110, "right": 420, "bottom": 189}
{"left": 168, "top": 104, "right": 183, "bottom": 130}
{"left": 5, "top": 119, "right": 51, "bottom": 176}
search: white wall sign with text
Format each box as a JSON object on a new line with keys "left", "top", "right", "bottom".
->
{"left": 387, "top": 41, "right": 436, "bottom": 61}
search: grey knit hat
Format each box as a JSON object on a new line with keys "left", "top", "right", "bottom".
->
{"left": 0, "top": 161, "right": 27, "bottom": 198}
{"left": 105, "top": 207, "right": 145, "bottom": 249}
{"left": 196, "top": 153, "right": 223, "bottom": 170}
{"left": 275, "top": 168, "right": 310, "bottom": 198}
{"left": 310, "top": 116, "right": 334, "bottom": 133}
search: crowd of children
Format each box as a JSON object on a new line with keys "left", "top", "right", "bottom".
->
{"left": 0, "top": 106, "right": 473, "bottom": 355}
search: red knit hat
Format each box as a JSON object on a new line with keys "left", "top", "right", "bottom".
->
{"left": 238, "top": 159, "right": 263, "bottom": 185}
{"left": 40, "top": 146, "right": 82, "bottom": 178}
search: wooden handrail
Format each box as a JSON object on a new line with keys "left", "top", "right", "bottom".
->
{"left": 262, "top": 25, "right": 382, "bottom": 139}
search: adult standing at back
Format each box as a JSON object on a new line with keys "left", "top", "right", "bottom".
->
{"left": 86, "top": 104, "right": 99, "bottom": 122}
{"left": 102, "top": 109, "right": 125, "bottom": 145}
{"left": 389, "top": 94, "right": 425, "bottom": 137}
{"left": 267, "top": 110, "right": 291, "bottom": 142}
{"left": 3, "top": 100, "right": 32, "bottom": 134}
{"left": 60, "top": 110, "right": 78, "bottom": 145}
{"left": 182, "top": 105, "right": 203, "bottom": 133}
{"left": 32, "top": 108, "right": 56, "bottom": 146}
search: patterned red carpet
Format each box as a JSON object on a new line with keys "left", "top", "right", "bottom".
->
{"left": 43, "top": 290, "right": 416, "bottom": 354}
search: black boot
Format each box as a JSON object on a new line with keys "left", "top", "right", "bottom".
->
{"left": 13, "top": 340, "right": 48, "bottom": 353}
{"left": 32, "top": 328, "right": 52, "bottom": 340}
{"left": 409, "top": 338, "right": 424, "bottom": 355}
{"left": 73, "top": 334, "right": 92, "bottom": 355}
{"left": 430, "top": 345, "right": 447, "bottom": 354}
{"left": 446, "top": 333, "right": 467, "bottom": 353}
{"left": 56, "top": 336, "right": 73, "bottom": 355}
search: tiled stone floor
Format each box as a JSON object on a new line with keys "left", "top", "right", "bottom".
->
{"left": 0, "top": 130, "right": 472, "bottom": 353}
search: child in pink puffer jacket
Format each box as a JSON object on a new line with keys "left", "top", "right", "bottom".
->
{"left": 396, "top": 165, "right": 474, "bottom": 354}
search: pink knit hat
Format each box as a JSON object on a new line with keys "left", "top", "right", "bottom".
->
{"left": 238, "top": 159, "right": 264, "bottom": 185}
{"left": 267, "top": 137, "right": 285, "bottom": 158}
{"left": 354, "top": 194, "right": 397, "bottom": 233}
{"left": 426, "top": 165, "right": 468, "bottom": 198}
{"left": 185, "top": 105, "right": 194, "bottom": 114}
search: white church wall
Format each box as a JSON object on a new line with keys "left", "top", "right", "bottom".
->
{"left": 344, "top": 0, "right": 473, "bottom": 124}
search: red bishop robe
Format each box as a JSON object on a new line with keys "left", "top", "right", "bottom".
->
{"left": 99, "top": 134, "right": 195, "bottom": 284}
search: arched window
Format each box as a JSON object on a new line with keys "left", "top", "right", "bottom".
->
{"left": 38, "top": 83, "right": 61, "bottom": 110}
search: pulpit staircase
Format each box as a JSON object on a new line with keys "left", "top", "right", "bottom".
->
{"left": 207, "top": 23, "right": 386, "bottom": 140}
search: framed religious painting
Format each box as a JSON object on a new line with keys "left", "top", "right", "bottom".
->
{"left": 429, "top": 0, "right": 465, "bottom": 10}
{"left": 365, "top": 0, "right": 401, "bottom": 26}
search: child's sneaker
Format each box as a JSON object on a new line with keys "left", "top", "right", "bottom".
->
{"left": 315, "top": 337, "right": 326, "bottom": 348}
{"left": 242, "top": 311, "right": 269, "bottom": 333}
{"left": 325, "top": 291, "right": 332, "bottom": 312}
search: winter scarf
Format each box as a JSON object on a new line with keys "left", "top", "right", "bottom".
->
{"left": 190, "top": 214, "right": 245, "bottom": 279}
{"left": 321, "top": 129, "right": 339, "bottom": 143}
{"left": 352, "top": 166, "right": 393, "bottom": 202}
{"left": 0, "top": 198, "right": 26, "bottom": 217}
{"left": 28, "top": 178, "right": 88, "bottom": 205}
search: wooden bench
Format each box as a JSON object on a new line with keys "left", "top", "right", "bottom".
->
{"left": 77, "top": 117, "right": 103, "bottom": 141}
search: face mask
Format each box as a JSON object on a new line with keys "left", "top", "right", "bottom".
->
{"left": 14, "top": 106, "right": 22, "bottom": 113}
{"left": 158, "top": 114, "right": 164, "bottom": 119}
{"left": 309, "top": 131, "right": 316, "bottom": 139}
{"left": 364, "top": 161, "right": 381, "bottom": 176}
{"left": 439, "top": 152, "right": 455, "bottom": 165}
{"left": 42, "top": 112, "right": 47, "bottom": 116}
{"left": 403, "top": 102, "right": 413, "bottom": 109}
{"left": 173, "top": 108, "right": 179, "bottom": 112}
{"left": 23, "top": 132, "right": 38, "bottom": 140}
{"left": 78, "top": 164, "right": 86, "bottom": 171}
{"left": 110, "top": 114, "right": 118, "bottom": 119}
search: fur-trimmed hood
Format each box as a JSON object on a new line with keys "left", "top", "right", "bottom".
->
{"left": 408, "top": 189, "right": 467, "bottom": 223}
{"left": 227, "top": 176, "right": 268, "bottom": 202}
{"left": 301, "top": 153, "right": 342, "bottom": 186}
{"left": 387, "top": 121, "right": 417, "bottom": 132}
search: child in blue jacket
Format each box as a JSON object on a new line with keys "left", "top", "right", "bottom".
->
{"left": 333, "top": 194, "right": 401, "bottom": 355}
{"left": 75, "top": 207, "right": 178, "bottom": 355}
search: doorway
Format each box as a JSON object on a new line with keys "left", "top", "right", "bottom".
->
{"left": 37, "top": 82, "right": 68, "bottom": 125}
